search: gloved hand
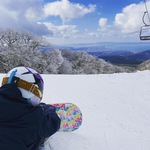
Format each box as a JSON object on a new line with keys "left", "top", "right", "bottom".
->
{"left": 39, "top": 103, "right": 61, "bottom": 135}
{"left": 40, "top": 103, "right": 56, "bottom": 113}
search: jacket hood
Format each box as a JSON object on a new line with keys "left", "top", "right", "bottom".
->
{"left": 0, "top": 84, "right": 32, "bottom": 123}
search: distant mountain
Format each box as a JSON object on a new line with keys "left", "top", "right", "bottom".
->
{"left": 88, "top": 50, "right": 150, "bottom": 66}
{"left": 131, "top": 50, "right": 150, "bottom": 60}
{"left": 45, "top": 42, "right": 150, "bottom": 66}
{"left": 66, "top": 42, "right": 150, "bottom": 53}
{"left": 88, "top": 51, "right": 133, "bottom": 57}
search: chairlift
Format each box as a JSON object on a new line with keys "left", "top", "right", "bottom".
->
{"left": 140, "top": 25, "right": 150, "bottom": 40}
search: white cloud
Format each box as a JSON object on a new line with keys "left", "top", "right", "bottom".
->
{"left": 42, "top": 25, "right": 105, "bottom": 45}
{"left": 0, "top": 5, "right": 18, "bottom": 21}
{"left": 25, "top": 7, "right": 42, "bottom": 22}
{"left": 0, "top": 0, "right": 97, "bottom": 44}
{"left": 96, "top": 2, "right": 147, "bottom": 42}
{"left": 99, "top": 18, "right": 108, "bottom": 29}
{"left": 114, "top": 2, "right": 145, "bottom": 34}
{"left": 44, "top": 0, "right": 96, "bottom": 24}
{"left": 41, "top": 22, "right": 78, "bottom": 38}
{"left": 0, "top": 0, "right": 50, "bottom": 35}
{"left": 0, "top": 0, "right": 146, "bottom": 44}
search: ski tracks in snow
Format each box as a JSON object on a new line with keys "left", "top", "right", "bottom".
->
{"left": 42, "top": 71, "right": 150, "bottom": 150}
{"left": 47, "top": 132, "right": 90, "bottom": 150}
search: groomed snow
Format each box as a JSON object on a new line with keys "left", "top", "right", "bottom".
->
{"left": 1, "top": 71, "right": 150, "bottom": 150}
{"left": 43, "top": 71, "right": 150, "bottom": 150}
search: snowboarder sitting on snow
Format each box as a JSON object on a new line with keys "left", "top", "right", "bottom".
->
{"left": 0, "top": 66, "right": 60, "bottom": 150}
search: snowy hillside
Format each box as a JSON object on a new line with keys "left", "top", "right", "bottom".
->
{"left": 43, "top": 71, "right": 150, "bottom": 150}
{"left": 1, "top": 71, "right": 150, "bottom": 150}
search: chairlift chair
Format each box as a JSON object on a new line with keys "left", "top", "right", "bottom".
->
{"left": 140, "top": 25, "right": 150, "bottom": 40}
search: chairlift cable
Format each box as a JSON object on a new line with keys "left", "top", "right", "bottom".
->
{"left": 139, "top": 0, "right": 150, "bottom": 40}
{"left": 144, "top": 0, "right": 150, "bottom": 24}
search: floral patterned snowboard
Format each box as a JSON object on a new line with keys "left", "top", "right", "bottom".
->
{"left": 52, "top": 103, "right": 82, "bottom": 132}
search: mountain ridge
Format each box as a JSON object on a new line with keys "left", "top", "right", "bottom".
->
{"left": 88, "top": 50, "right": 150, "bottom": 66}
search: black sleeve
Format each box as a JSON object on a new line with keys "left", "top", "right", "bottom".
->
{"left": 39, "top": 103, "right": 61, "bottom": 139}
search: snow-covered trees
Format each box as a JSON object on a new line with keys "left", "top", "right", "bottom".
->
{"left": 0, "top": 29, "right": 47, "bottom": 50}
{"left": 137, "top": 60, "right": 150, "bottom": 71}
{"left": 40, "top": 49, "right": 64, "bottom": 74}
{"left": 68, "top": 51, "right": 128, "bottom": 74}
{"left": 0, "top": 28, "right": 129, "bottom": 74}
{"left": 0, "top": 29, "right": 49, "bottom": 72}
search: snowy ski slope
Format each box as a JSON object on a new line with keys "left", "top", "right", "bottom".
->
{"left": 42, "top": 71, "right": 150, "bottom": 150}
{"left": 1, "top": 71, "right": 150, "bottom": 150}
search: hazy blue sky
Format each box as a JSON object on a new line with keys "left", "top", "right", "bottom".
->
{"left": 0, "top": 0, "right": 148, "bottom": 45}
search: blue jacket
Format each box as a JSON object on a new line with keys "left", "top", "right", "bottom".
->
{"left": 0, "top": 84, "right": 60, "bottom": 150}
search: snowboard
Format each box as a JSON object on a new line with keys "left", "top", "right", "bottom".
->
{"left": 51, "top": 103, "right": 82, "bottom": 132}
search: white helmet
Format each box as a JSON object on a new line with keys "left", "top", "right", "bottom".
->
{"left": 2, "top": 66, "right": 44, "bottom": 106}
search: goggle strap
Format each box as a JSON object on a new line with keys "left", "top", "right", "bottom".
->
{"left": 2, "top": 77, "right": 43, "bottom": 99}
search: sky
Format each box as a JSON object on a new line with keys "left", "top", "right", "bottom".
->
{"left": 0, "top": 0, "right": 149, "bottom": 45}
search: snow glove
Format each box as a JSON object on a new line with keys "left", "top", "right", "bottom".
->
{"left": 38, "top": 103, "right": 60, "bottom": 150}
{"left": 40, "top": 103, "right": 56, "bottom": 113}
{"left": 39, "top": 103, "right": 61, "bottom": 133}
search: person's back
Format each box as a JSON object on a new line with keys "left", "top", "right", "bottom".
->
{"left": 0, "top": 67, "right": 60, "bottom": 150}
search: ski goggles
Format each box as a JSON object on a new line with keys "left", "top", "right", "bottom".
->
{"left": 2, "top": 68, "right": 44, "bottom": 99}
{"left": 2, "top": 77, "right": 43, "bottom": 99}
{"left": 26, "top": 68, "right": 44, "bottom": 93}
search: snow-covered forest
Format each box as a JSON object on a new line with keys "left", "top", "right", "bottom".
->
{"left": 0, "top": 29, "right": 130, "bottom": 74}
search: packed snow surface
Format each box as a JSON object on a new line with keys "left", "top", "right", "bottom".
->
{"left": 1, "top": 71, "right": 150, "bottom": 150}
{"left": 41, "top": 71, "right": 150, "bottom": 150}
